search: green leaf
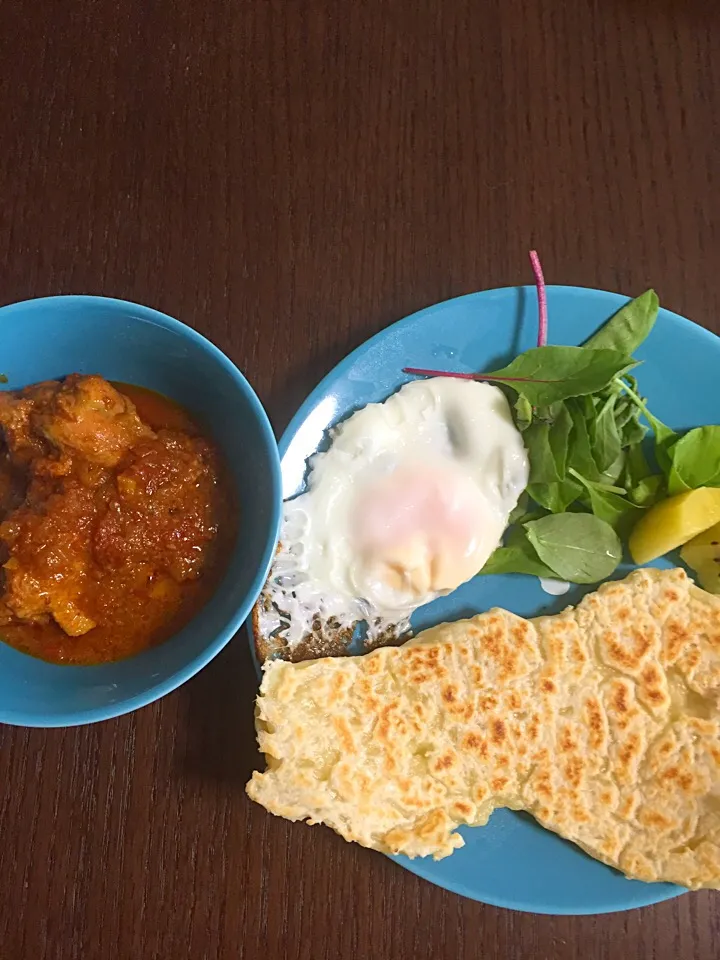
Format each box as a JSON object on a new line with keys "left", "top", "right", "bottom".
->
{"left": 508, "top": 491, "right": 530, "bottom": 525}
{"left": 648, "top": 415, "right": 678, "bottom": 474}
{"left": 566, "top": 398, "right": 601, "bottom": 480}
{"left": 586, "top": 489, "right": 643, "bottom": 534}
{"left": 667, "top": 466, "right": 691, "bottom": 496}
{"left": 525, "top": 421, "right": 561, "bottom": 484}
{"left": 623, "top": 442, "right": 652, "bottom": 484}
{"left": 571, "top": 470, "right": 644, "bottom": 534}
{"left": 598, "top": 377, "right": 625, "bottom": 400}
{"left": 613, "top": 392, "right": 647, "bottom": 449}
{"left": 524, "top": 514, "right": 622, "bottom": 584}
{"left": 508, "top": 492, "right": 548, "bottom": 526}
{"left": 524, "top": 402, "right": 574, "bottom": 486}
{"left": 666, "top": 425, "right": 720, "bottom": 494}
{"left": 514, "top": 395, "right": 533, "bottom": 432}
{"left": 581, "top": 394, "right": 596, "bottom": 421}
{"left": 479, "top": 529, "right": 557, "bottom": 578}
{"left": 526, "top": 407, "right": 579, "bottom": 509}
{"left": 621, "top": 417, "right": 647, "bottom": 448}
{"left": 616, "top": 377, "right": 677, "bottom": 474}
{"left": 622, "top": 444, "right": 664, "bottom": 506}
{"left": 487, "top": 346, "right": 636, "bottom": 406}
{"left": 630, "top": 474, "right": 663, "bottom": 506}
{"left": 613, "top": 396, "right": 636, "bottom": 432}
{"left": 583, "top": 290, "right": 659, "bottom": 355}
{"left": 548, "top": 403, "right": 573, "bottom": 478}
{"left": 590, "top": 394, "right": 622, "bottom": 472}
{"left": 533, "top": 401, "right": 564, "bottom": 424}
{"left": 600, "top": 451, "right": 626, "bottom": 485}
{"left": 527, "top": 478, "right": 582, "bottom": 514}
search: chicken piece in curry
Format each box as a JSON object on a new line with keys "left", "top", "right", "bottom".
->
{"left": 0, "top": 375, "right": 234, "bottom": 664}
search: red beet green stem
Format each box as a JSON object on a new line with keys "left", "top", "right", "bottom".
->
{"left": 403, "top": 367, "right": 554, "bottom": 384}
{"left": 404, "top": 252, "right": 551, "bottom": 384}
{"left": 529, "top": 249, "right": 548, "bottom": 347}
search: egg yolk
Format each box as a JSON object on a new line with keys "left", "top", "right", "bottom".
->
{"left": 350, "top": 462, "right": 504, "bottom": 610}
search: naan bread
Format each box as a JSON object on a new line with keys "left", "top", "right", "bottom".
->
{"left": 246, "top": 568, "right": 720, "bottom": 889}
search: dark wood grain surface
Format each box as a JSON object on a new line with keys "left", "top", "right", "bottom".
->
{"left": 1, "top": 1, "right": 719, "bottom": 957}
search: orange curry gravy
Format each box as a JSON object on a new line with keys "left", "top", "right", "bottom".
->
{"left": 0, "top": 376, "right": 235, "bottom": 665}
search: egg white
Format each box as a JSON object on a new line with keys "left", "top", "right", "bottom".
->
{"left": 259, "top": 377, "right": 529, "bottom": 650}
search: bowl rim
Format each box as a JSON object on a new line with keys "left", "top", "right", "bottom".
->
{"left": 0, "top": 294, "right": 282, "bottom": 727}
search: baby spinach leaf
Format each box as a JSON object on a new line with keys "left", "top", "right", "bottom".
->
{"left": 622, "top": 444, "right": 663, "bottom": 506}
{"left": 571, "top": 470, "right": 644, "bottom": 534}
{"left": 590, "top": 394, "right": 622, "bottom": 472}
{"left": 548, "top": 403, "right": 573, "bottom": 478}
{"left": 624, "top": 442, "right": 652, "bottom": 483}
{"left": 613, "top": 396, "right": 636, "bottom": 431}
{"left": 508, "top": 491, "right": 530, "bottom": 525}
{"left": 666, "top": 466, "right": 691, "bottom": 496}
{"left": 586, "top": 489, "right": 643, "bottom": 535}
{"left": 508, "top": 493, "right": 548, "bottom": 526}
{"left": 621, "top": 417, "right": 647, "bottom": 448}
{"left": 598, "top": 377, "right": 624, "bottom": 400}
{"left": 527, "top": 478, "right": 582, "bottom": 514}
{"left": 613, "top": 393, "right": 646, "bottom": 448}
{"left": 624, "top": 373, "right": 641, "bottom": 394}
{"left": 487, "top": 346, "right": 635, "bottom": 406}
{"left": 525, "top": 403, "right": 574, "bottom": 485}
{"left": 524, "top": 514, "right": 622, "bottom": 584}
{"left": 647, "top": 414, "right": 677, "bottom": 474}
{"left": 583, "top": 290, "right": 659, "bottom": 355}
{"left": 631, "top": 475, "right": 663, "bottom": 506}
{"left": 480, "top": 529, "right": 557, "bottom": 579}
{"left": 533, "top": 401, "right": 563, "bottom": 424}
{"left": 514, "top": 395, "right": 533, "bottom": 432}
{"left": 581, "top": 394, "right": 596, "bottom": 421}
{"left": 566, "top": 399, "right": 601, "bottom": 480}
{"left": 525, "top": 405, "right": 578, "bottom": 510}
{"left": 616, "top": 377, "right": 677, "bottom": 473}
{"left": 590, "top": 381, "right": 646, "bottom": 458}
{"left": 525, "top": 421, "right": 561, "bottom": 484}
{"left": 600, "top": 451, "right": 626, "bottom": 486}
{"left": 666, "top": 425, "right": 720, "bottom": 494}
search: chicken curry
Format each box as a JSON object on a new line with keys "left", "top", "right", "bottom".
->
{"left": 0, "top": 375, "right": 234, "bottom": 664}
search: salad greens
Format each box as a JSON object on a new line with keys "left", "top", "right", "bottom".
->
{"left": 403, "top": 251, "right": 720, "bottom": 585}
{"left": 666, "top": 426, "right": 720, "bottom": 494}
{"left": 478, "top": 285, "right": 664, "bottom": 583}
{"left": 524, "top": 514, "right": 622, "bottom": 584}
{"left": 582, "top": 288, "right": 659, "bottom": 354}
{"left": 569, "top": 468, "right": 644, "bottom": 535}
{"left": 616, "top": 378, "right": 678, "bottom": 472}
{"left": 479, "top": 528, "right": 557, "bottom": 579}
{"left": 484, "top": 346, "right": 634, "bottom": 406}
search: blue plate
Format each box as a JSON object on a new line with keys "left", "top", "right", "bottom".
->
{"left": 270, "top": 285, "right": 720, "bottom": 914}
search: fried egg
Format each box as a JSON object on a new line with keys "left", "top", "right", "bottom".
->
{"left": 258, "top": 377, "right": 529, "bottom": 650}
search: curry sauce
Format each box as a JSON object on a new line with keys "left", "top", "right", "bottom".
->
{"left": 0, "top": 376, "right": 235, "bottom": 665}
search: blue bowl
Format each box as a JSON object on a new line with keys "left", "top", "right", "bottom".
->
{"left": 0, "top": 295, "right": 282, "bottom": 727}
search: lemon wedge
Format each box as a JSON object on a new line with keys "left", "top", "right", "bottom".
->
{"left": 629, "top": 487, "right": 720, "bottom": 564}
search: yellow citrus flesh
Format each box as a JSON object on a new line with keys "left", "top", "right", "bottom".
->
{"left": 629, "top": 488, "right": 720, "bottom": 565}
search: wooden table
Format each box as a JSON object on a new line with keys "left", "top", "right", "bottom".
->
{"left": 1, "top": 1, "right": 719, "bottom": 957}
